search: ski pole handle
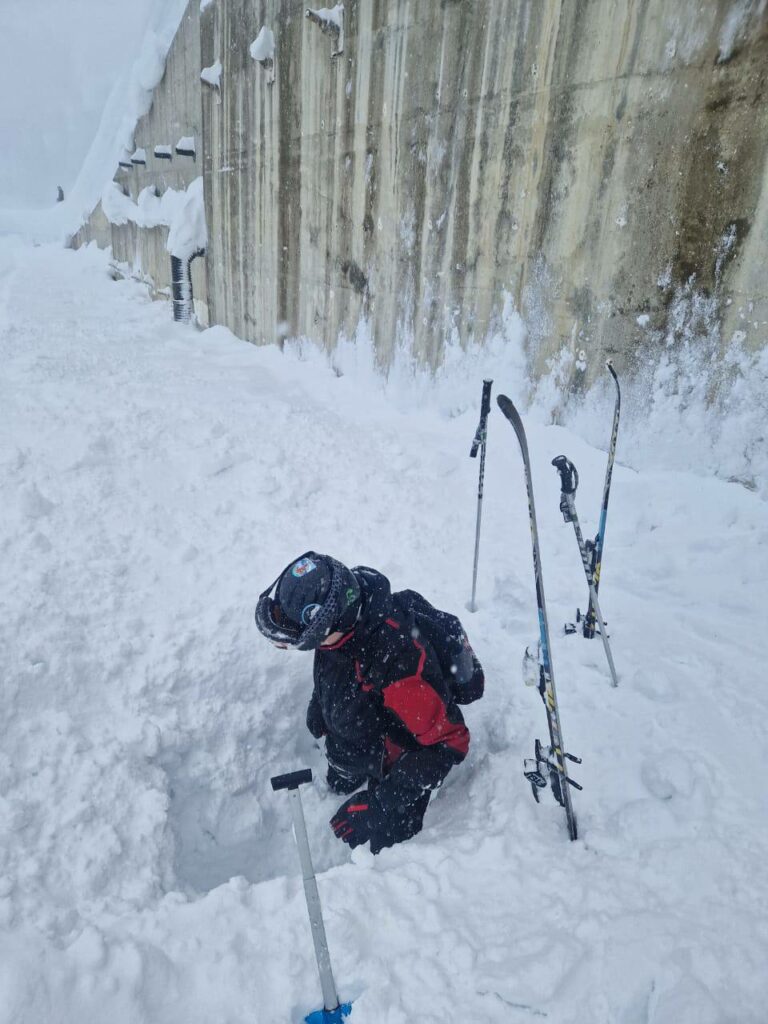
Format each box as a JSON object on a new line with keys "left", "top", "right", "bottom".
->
{"left": 470, "top": 379, "right": 493, "bottom": 457}
{"left": 552, "top": 455, "right": 579, "bottom": 495}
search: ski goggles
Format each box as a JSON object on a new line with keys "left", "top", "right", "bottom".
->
{"left": 254, "top": 552, "right": 345, "bottom": 651}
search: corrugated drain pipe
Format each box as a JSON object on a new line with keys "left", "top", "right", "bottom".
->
{"left": 171, "top": 248, "right": 205, "bottom": 323}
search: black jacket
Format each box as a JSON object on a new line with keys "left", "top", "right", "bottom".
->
{"left": 307, "top": 567, "right": 470, "bottom": 815}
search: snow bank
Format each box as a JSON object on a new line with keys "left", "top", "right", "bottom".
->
{"left": 526, "top": 280, "right": 768, "bottom": 499}
{"left": 2, "top": 238, "right": 768, "bottom": 1023}
{"left": 4, "top": 239, "right": 768, "bottom": 1024}
{"left": 277, "top": 283, "right": 767, "bottom": 499}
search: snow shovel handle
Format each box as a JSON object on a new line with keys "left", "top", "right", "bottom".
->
{"left": 270, "top": 768, "right": 342, "bottom": 1015}
{"left": 271, "top": 768, "right": 313, "bottom": 791}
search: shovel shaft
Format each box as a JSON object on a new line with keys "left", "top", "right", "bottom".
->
{"left": 287, "top": 788, "right": 341, "bottom": 1012}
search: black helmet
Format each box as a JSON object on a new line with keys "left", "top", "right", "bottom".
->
{"left": 254, "top": 551, "right": 362, "bottom": 650}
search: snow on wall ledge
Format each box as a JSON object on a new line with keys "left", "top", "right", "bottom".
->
{"left": 102, "top": 178, "right": 207, "bottom": 260}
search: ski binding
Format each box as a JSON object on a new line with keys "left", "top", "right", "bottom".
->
{"left": 524, "top": 738, "right": 583, "bottom": 805}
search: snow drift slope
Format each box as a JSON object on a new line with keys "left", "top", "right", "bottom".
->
{"left": 1, "top": 239, "right": 767, "bottom": 1023}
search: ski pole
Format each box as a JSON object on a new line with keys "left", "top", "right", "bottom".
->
{"left": 469, "top": 379, "right": 493, "bottom": 612}
{"left": 580, "top": 360, "right": 621, "bottom": 638}
{"left": 552, "top": 456, "right": 619, "bottom": 687}
{"left": 270, "top": 769, "right": 352, "bottom": 1024}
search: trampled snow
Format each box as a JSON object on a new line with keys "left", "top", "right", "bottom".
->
{"left": 1, "top": 238, "right": 767, "bottom": 1023}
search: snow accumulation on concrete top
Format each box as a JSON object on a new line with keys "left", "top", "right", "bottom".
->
{"left": 101, "top": 177, "right": 207, "bottom": 259}
{"left": 200, "top": 60, "right": 222, "bottom": 87}
{"left": 166, "top": 177, "right": 207, "bottom": 259}
{"left": 307, "top": 4, "right": 344, "bottom": 31}
{"left": 250, "top": 27, "right": 276, "bottom": 63}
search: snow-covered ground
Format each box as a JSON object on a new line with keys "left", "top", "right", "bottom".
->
{"left": 1, "top": 238, "right": 767, "bottom": 1023}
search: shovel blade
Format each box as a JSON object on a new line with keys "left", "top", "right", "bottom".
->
{"left": 305, "top": 1002, "right": 352, "bottom": 1024}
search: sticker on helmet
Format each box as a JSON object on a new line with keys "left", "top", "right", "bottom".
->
{"left": 292, "top": 557, "right": 318, "bottom": 578}
{"left": 301, "top": 603, "right": 321, "bottom": 625}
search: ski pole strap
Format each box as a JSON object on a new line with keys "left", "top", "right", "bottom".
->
{"left": 470, "top": 379, "right": 493, "bottom": 457}
{"left": 271, "top": 768, "right": 313, "bottom": 791}
{"left": 552, "top": 455, "right": 578, "bottom": 495}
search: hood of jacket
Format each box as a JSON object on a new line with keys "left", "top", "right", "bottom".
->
{"left": 351, "top": 566, "right": 392, "bottom": 640}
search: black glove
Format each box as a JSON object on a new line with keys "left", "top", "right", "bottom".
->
{"left": 330, "top": 791, "right": 377, "bottom": 848}
{"left": 330, "top": 785, "right": 431, "bottom": 854}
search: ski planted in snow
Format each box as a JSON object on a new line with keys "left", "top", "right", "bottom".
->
{"left": 552, "top": 455, "right": 619, "bottom": 687}
{"left": 570, "top": 360, "right": 621, "bottom": 638}
{"left": 497, "top": 395, "right": 581, "bottom": 841}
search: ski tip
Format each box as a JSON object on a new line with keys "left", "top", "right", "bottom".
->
{"left": 496, "top": 393, "right": 517, "bottom": 421}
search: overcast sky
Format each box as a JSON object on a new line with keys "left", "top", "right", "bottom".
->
{"left": 0, "top": 0, "right": 158, "bottom": 209}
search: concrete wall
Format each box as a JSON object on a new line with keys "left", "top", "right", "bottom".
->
{"left": 198, "top": 0, "right": 768, "bottom": 383}
{"left": 78, "top": 0, "right": 768, "bottom": 387}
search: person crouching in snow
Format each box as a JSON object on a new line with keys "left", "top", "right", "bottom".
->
{"left": 255, "top": 552, "right": 484, "bottom": 854}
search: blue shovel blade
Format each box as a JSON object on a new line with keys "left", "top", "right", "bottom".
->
{"left": 304, "top": 1002, "right": 352, "bottom": 1024}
